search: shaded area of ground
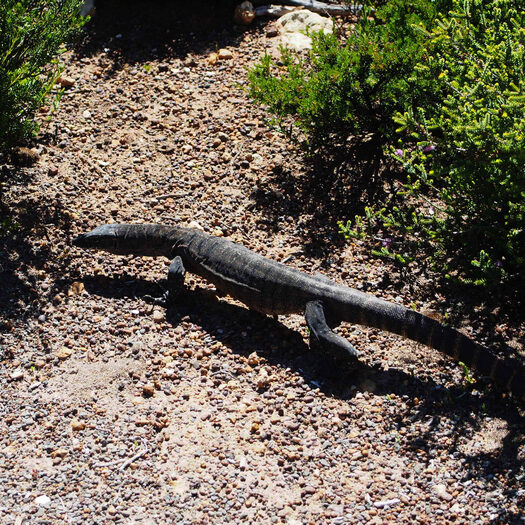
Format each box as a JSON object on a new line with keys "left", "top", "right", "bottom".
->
{"left": 79, "top": 272, "right": 525, "bottom": 516}
{"left": 0, "top": 165, "right": 74, "bottom": 328}
{"left": 75, "top": 0, "right": 243, "bottom": 72}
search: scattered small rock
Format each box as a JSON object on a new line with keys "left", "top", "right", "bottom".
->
{"left": 71, "top": 419, "right": 86, "bottom": 431}
{"left": 50, "top": 448, "right": 68, "bottom": 458}
{"left": 69, "top": 281, "right": 85, "bottom": 295}
{"left": 142, "top": 384, "right": 155, "bottom": 397}
{"left": 256, "top": 368, "right": 271, "bottom": 390}
{"left": 152, "top": 309, "right": 164, "bottom": 323}
{"left": 433, "top": 483, "right": 453, "bottom": 501}
{"left": 266, "top": 25, "right": 279, "bottom": 38}
{"left": 34, "top": 495, "right": 51, "bottom": 507}
{"left": 57, "top": 76, "right": 76, "bottom": 88}
{"left": 450, "top": 503, "right": 463, "bottom": 513}
{"left": 55, "top": 348, "right": 73, "bottom": 360}
{"left": 188, "top": 221, "right": 204, "bottom": 231}
{"left": 239, "top": 456, "right": 247, "bottom": 469}
{"left": 373, "top": 498, "right": 401, "bottom": 508}
{"left": 158, "top": 144, "right": 175, "bottom": 154}
{"left": 247, "top": 352, "right": 261, "bottom": 366}
{"left": 202, "top": 169, "right": 214, "bottom": 181}
{"left": 10, "top": 370, "right": 24, "bottom": 381}
{"left": 218, "top": 48, "right": 233, "bottom": 60}
{"left": 10, "top": 147, "right": 39, "bottom": 166}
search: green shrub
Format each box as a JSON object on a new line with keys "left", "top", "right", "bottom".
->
{"left": 247, "top": 0, "right": 445, "bottom": 151}
{"left": 391, "top": 0, "right": 525, "bottom": 285}
{"left": 249, "top": 0, "right": 525, "bottom": 287}
{"left": 0, "top": 0, "right": 86, "bottom": 154}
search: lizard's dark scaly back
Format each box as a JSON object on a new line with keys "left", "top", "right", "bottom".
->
{"left": 73, "top": 223, "right": 525, "bottom": 401}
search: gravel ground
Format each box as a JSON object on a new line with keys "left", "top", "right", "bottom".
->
{"left": 1, "top": 4, "right": 524, "bottom": 524}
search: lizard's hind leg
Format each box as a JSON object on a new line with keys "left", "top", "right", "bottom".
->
{"left": 305, "top": 300, "right": 360, "bottom": 365}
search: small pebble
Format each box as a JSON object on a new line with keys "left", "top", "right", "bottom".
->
{"left": 10, "top": 370, "right": 24, "bottom": 381}
{"left": 152, "top": 310, "right": 164, "bottom": 323}
{"left": 433, "top": 484, "right": 453, "bottom": 501}
{"left": 142, "top": 384, "right": 155, "bottom": 397}
{"left": 71, "top": 419, "right": 86, "bottom": 431}
{"left": 34, "top": 495, "right": 51, "bottom": 507}
{"left": 218, "top": 48, "right": 233, "bottom": 60}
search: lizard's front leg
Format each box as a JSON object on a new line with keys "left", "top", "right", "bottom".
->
{"left": 305, "top": 300, "right": 360, "bottom": 365}
{"left": 143, "top": 256, "right": 186, "bottom": 306}
{"left": 166, "top": 255, "right": 186, "bottom": 304}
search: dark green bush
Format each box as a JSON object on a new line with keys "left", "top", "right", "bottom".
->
{"left": 390, "top": 0, "right": 525, "bottom": 284}
{"left": 249, "top": 0, "right": 525, "bottom": 287}
{"left": 0, "top": 0, "right": 86, "bottom": 154}
{"left": 248, "top": 0, "right": 445, "bottom": 150}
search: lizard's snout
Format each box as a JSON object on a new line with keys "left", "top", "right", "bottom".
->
{"left": 72, "top": 231, "right": 104, "bottom": 249}
{"left": 72, "top": 233, "right": 87, "bottom": 247}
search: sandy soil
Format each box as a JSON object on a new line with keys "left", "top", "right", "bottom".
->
{"left": 1, "top": 3, "right": 524, "bottom": 524}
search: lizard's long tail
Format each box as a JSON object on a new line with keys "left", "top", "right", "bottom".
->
{"left": 327, "top": 287, "right": 525, "bottom": 399}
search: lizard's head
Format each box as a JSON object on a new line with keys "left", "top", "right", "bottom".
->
{"left": 73, "top": 223, "right": 171, "bottom": 256}
{"left": 73, "top": 224, "right": 121, "bottom": 253}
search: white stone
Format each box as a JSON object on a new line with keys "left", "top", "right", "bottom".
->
{"left": 373, "top": 498, "right": 401, "bottom": 508}
{"left": 34, "top": 495, "right": 51, "bottom": 507}
{"left": 433, "top": 483, "right": 453, "bottom": 501}
{"left": 450, "top": 503, "right": 463, "bottom": 513}
{"left": 152, "top": 309, "right": 164, "bottom": 323}
{"left": 188, "top": 221, "right": 204, "bottom": 231}
{"left": 281, "top": 32, "right": 312, "bottom": 52}
{"left": 275, "top": 10, "right": 333, "bottom": 51}
{"left": 218, "top": 48, "right": 233, "bottom": 60}
{"left": 10, "top": 369, "right": 24, "bottom": 381}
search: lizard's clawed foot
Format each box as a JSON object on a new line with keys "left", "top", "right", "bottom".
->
{"left": 143, "top": 290, "right": 178, "bottom": 307}
{"left": 305, "top": 300, "right": 361, "bottom": 367}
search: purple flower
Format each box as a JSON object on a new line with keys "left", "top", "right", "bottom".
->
{"left": 423, "top": 144, "right": 436, "bottom": 153}
{"left": 394, "top": 149, "right": 403, "bottom": 156}
{"left": 496, "top": 260, "right": 502, "bottom": 268}
{"left": 382, "top": 237, "right": 392, "bottom": 248}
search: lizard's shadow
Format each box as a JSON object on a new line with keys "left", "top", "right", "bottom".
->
{"left": 82, "top": 274, "right": 476, "bottom": 400}
{"left": 80, "top": 274, "right": 525, "bottom": 491}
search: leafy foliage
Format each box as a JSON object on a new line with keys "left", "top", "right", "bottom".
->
{"left": 248, "top": 0, "right": 448, "bottom": 150}
{"left": 392, "top": 0, "right": 525, "bottom": 285}
{"left": 0, "top": 0, "right": 86, "bottom": 153}
{"left": 249, "top": 0, "right": 525, "bottom": 287}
